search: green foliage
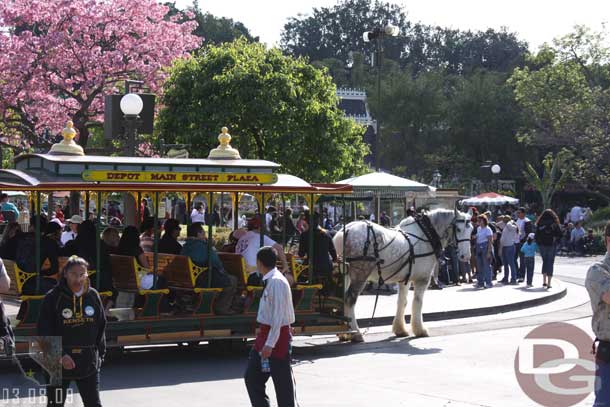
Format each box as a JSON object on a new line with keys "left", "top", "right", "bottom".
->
{"left": 510, "top": 26, "right": 610, "bottom": 193}
{"left": 157, "top": 39, "right": 369, "bottom": 182}
{"left": 523, "top": 150, "right": 573, "bottom": 209}
{"left": 587, "top": 206, "right": 610, "bottom": 227}
{"left": 280, "top": 0, "right": 528, "bottom": 187}
{"left": 281, "top": 0, "right": 527, "bottom": 75}
{"left": 1, "top": 148, "right": 14, "bottom": 169}
{"left": 164, "top": 1, "right": 258, "bottom": 45}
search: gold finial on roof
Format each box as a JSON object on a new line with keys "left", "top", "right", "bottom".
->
{"left": 63, "top": 121, "right": 76, "bottom": 142}
{"left": 48, "top": 120, "right": 85, "bottom": 156}
{"left": 208, "top": 126, "right": 241, "bottom": 159}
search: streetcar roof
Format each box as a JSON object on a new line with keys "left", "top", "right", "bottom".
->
{"left": 0, "top": 154, "right": 352, "bottom": 195}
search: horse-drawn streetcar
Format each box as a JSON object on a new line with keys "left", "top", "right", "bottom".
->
{"left": 1, "top": 124, "right": 355, "bottom": 350}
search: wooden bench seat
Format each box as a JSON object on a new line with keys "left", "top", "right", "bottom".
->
{"left": 144, "top": 252, "right": 221, "bottom": 316}
{"left": 110, "top": 253, "right": 221, "bottom": 317}
{"left": 277, "top": 255, "right": 322, "bottom": 314}
{"left": 216, "top": 252, "right": 322, "bottom": 314}
{"left": 217, "top": 252, "right": 263, "bottom": 314}
{"left": 109, "top": 254, "right": 170, "bottom": 318}
{"left": 217, "top": 252, "right": 248, "bottom": 291}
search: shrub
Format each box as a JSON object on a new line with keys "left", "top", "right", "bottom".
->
{"left": 587, "top": 206, "right": 610, "bottom": 228}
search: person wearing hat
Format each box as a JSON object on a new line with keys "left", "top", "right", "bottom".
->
{"left": 519, "top": 232, "right": 539, "bottom": 288}
{"left": 61, "top": 215, "right": 83, "bottom": 247}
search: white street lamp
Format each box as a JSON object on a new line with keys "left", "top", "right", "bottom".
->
{"left": 491, "top": 164, "right": 501, "bottom": 175}
{"left": 120, "top": 93, "right": 144, "bottom": 155}
{"left": 384, "top": 24, "right": 399, "bottom": 36}
{"left": 120, "top": 93, "right": 143, "bottom": 116}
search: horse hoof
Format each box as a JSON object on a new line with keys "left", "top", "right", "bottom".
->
{"left": 393, "top": 330, "right": 409, "bottom": 338}
{"left": 351, "top": 333, "right": 364, "bottom": 343}
{"left": 337, "top": 333, "right": 351, "bottom": 342}
{"left": 413, "top": 328, "right": 429, "bottom": 338}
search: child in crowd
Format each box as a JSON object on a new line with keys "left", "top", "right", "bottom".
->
{"left": 520, "top": 233, "right": 539, "bottom": 288}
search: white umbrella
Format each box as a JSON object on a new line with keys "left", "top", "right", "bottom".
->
{"left": 461, "top": 192, "right": 519, "bottom": 206}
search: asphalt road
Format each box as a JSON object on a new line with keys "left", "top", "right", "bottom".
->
{"left": 0, "top": 254, "right": 601, "bottom": 406}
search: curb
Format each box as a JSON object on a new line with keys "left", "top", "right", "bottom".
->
{"left": 357, "top": 283, "right": 568, "bottom": 327}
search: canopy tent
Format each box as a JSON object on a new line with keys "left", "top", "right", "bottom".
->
{"left": 461, "top": 192, "right": 519, "bottom": 206}
{"left": 331, "top": 171, "right": 435, "bottom": 225}
{"left": 337, "top": 171, "right": 435, "bottom": 199}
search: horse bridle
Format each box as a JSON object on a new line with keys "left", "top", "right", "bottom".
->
{"left": 450, "top": 217, "right": 472, "bottom": 246}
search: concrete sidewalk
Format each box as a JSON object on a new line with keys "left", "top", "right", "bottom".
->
{"left": 355, "top": 273, "right": 566, "bottom": 325}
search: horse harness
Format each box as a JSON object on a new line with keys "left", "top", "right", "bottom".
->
{"left": 346, "top": 215, "right": 443, "bottom": 288}
{"left": 344, "top": 213, "right": 470, "bottom": 330}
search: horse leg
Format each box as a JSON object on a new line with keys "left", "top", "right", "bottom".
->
{"left": 345, "top": 278, "right": 367, "bottom": 343}
{"left": 392, "top": 282, "right": 409, "bottom": 337}
{"left": 411, "top": 278, "right": 430, "bottom": 337}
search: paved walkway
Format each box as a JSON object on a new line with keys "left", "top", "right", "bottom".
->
{"left": 355, "top": 273, "right": 565, "bottom": 321}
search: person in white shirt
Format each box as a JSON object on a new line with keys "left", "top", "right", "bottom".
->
{"left": 571, "top": 222, "right": 587, "bottom": 254}
{"left": 475, "top": 215, "right": 494, "bottom": 289}
{"left": 265, "top": 207, "right": 276, "bottom": 231}
{"left": 235, "top": 217, "right": 289, "bottom": 275}
{"left": 570, "top": 205, "right": 584, "bottom": 223}
{"left": 244, "top": 246, "right": 296, "bottom": 407}
{"left": 60, "top": 215, "right": 82, "bottom": 246}
{"left": 190, "top": 202, "right": 206, "bottom": 224}
{"left": 498, "top": 215, "right": 518, "bottom": 284}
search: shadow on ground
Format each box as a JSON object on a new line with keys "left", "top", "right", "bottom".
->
{"left": 0, "top": 335, "right": 439, "bottom": 394}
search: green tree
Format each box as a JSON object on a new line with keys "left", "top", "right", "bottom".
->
{"left": 164, "top": 1, "right": 258, "bottom": 45}
{"left": 509, "top": 26, "right": 610, "bottom": 193}
{"left": 157, "top": 39, "right": 369, "bottom": 182}
{"left": 281, "top": 0, "right": 527, "bottom": 75}
{"left": 281, "top": 0, "right": 408, "bottom": 63}
{"left": 523, "top": 151, "right": 573, "bottom": 209}
{"left": 447, "top": 71, "right": 526, "bottom": 177}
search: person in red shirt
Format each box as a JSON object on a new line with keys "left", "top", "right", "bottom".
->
{"left": 55, "top": 204, "right": 65, "bottom": 223}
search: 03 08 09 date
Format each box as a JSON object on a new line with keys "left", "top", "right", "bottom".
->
{"left": 1, "top": 388, "right": 73, "bottom": 405}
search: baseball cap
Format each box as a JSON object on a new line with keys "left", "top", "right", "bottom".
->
{"left": 528, "top": 232, "right": 535, "bottom": 240}
{"left": 68, "top": 215, "right": 83, "bottom": 224}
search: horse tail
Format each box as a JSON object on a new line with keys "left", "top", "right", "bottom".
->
{"left": 333, "top": 230, "right": 344, "bottom": 258}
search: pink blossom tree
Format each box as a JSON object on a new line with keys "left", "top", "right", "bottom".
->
{"left": 0, "top": 0, "right": 201, "bottom": 150}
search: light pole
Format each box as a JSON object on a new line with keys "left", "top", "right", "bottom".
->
{"left": 491, "top": 164, "right": 501, "bottom": 192}
{"left": 363, "top": 24, "right": 399, "bottom": 171}
{"left": 120, "top": 93, "right": 144, "bottom": 156}
{"left": 431, "top": 169, "right": 442, "bottom": 188}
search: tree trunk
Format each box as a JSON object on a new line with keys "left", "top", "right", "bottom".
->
{"left": 73, "top": 117, "right": 90, "bottom": 149}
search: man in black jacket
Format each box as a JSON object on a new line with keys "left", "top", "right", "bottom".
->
{"left": 158, "top": 218, "right": 182, "bottom": 255}
{"left": 298, "top": 212, "right": 337, "bottom": 289}
{"left": 37, "top": 256, "right": 106, "bottom": 407}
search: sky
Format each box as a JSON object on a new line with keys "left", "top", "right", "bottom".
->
{"left": 173, "top": 0, "right": 609, "bottom": 50}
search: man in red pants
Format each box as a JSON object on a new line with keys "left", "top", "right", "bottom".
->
{"left": 244, "top": 246, "right": 296, "bottom": 407}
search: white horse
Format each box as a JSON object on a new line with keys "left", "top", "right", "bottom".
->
{"left": 334, "top": 208, "right": 472, "bottom": 342}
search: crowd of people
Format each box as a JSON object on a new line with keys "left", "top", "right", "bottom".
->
{"left": 437, "top": 205, "right": 597, "bottom": 290}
